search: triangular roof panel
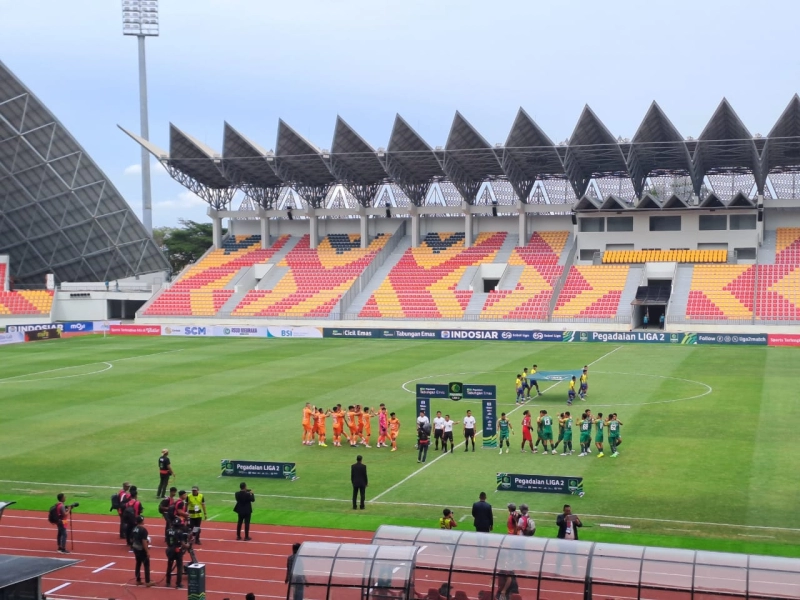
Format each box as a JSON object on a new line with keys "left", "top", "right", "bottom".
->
{"left": 636, "top": 193, "right": 662, "bottom": 209}
{"left": 384, "top": 114, "right": 443, "bottom": 183}
{"left": 728, "top": 191, "right": 754, "bottom": 207}
{"left": 662, "top": 194, "right": 689, "bottom": 209}
{"left": 695, "top": 99, "right": 760, "bottom": 189}
{"left": 330, "top": 116, "right": 388, "bottom": 184}
{"left": 762, "top": 95, "right": 800, "bottom": 180}
{"left": 699, "top": 192, "right": 725, "bottom": 208}
{"left": 274, "top": 119, "right": 334, "bottom": 187}
{"left": 169, "top": 124, "right": 230, "bottom": 188}
{"left": 221, "top": 122, "right": 282, "bottom": 188}
{"left": 600, "top": 195, "right": 629, "bottom": 210}
{"left": 574, "top": 195, "right": 600, "bottom": 211}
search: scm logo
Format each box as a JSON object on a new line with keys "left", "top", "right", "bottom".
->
{"left": 184, "top": 327, "right": 207, "bottom": 336}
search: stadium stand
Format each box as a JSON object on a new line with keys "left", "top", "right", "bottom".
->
{"left": 775, "top": 227, "right": 800, "bottom": 264}
{"left": 0, "top": 290, "right": 54, "bottom": 316}
{"left": 143, "top": 235, "right": 289, "bottom": 317}
{"left": 686, "top": 265, "right": 755, "bottom": 320}
{"left": 359, "top": 232, "right": 505, "bottom": 319}
{"left": 603, "top": 249, "right": 727, "bottom": 263}
{"left": 233, "top": 234, "right": 387, "bottom": 318}
{"left": 552, "top": 265, "right": 629, "bottom": 319}
{"left": 480, "top": 231, "right": 568, "bottom": 320}
{"left": 755, "top": 264, "right": 800, "bottom": 321}
{"left": 0, "top": 262, "right": 6, "bottom": 290}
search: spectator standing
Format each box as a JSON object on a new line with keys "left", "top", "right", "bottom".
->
{"left": 417, "top": 423, "right": 431, "bottom": 463}
{"left": 351, "top": 455, "right": 368, "bottom": 509}
{"left": 157, "top": 449, "right": 174, "bottom": 499}
{"left": 234, "top": 482, "right": 255, "bottom": 540}
{"left": 53, "top": 493, "right": 72, "bottom": 553}
{"left": 116, "top": 482, "right": 131, "bottom": 539}
{"left": 471, "top": 492, "right": 493, "bottom": 532}
{"left": 659, "top": 313, "right": 665, "bottom": 329}
{"left": 286, "top": 542, "right": 304, "bottom": 600}
{"left": 517, "top": 504, "right": 535, "bottom": 536}
{"left": 506, "top": 503, "right": 520, "bottom": 535}
{"left": 187, "top": 486, "right": 207, "bottom": 545}
{"left": 556, "top": 504, "right": 582, "bottom": 540}
{"left": 131, "top": 516, "right": 154, "bottom": 586}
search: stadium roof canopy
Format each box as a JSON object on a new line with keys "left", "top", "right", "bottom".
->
{"left": 124, "top": 95, "right": 800, "bottom": 210}
{"left": 0, "top": 60, "right": 169, "bottom": 283}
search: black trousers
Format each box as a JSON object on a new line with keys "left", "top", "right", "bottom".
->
{"left": 133, "top": 549, "right": 151, "bottom": 583}
{"left": 166, "top": 548, "right": 183, "bottom": 586}
{"left": 157, "top": 473, "right": 170, "bottom": 498}
{"left": 237, "top": 513, "right": 251, "bottom": 538}
{"left": 125, "top": 519, "right": 136, "bottom": 546}
{"left": 119, "top": 514, "right": 127, "bottom": 539}
{"left": 352, "top": 486, "right": 365, "bottom": 509}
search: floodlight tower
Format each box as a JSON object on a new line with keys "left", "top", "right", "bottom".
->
{"left": 122, "top": 0, "right": 159, "bottom": 234}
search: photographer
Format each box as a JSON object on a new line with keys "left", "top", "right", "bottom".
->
{"left": 556, "top": 504, "right": 582, "bottom": 540}
{"left": 53, "top": 493, "right": 77, "bottom": 554}
{"left": 123, "top": 487, "right": 144, "bottom": 548}
{"left": 131, "top": 515, "right": 154, "bottom": 587}
{"left": 157, "top": 449, "right": 174, "bottom": 499}
{"left": 234, "top": 482, "right": 255, "bottom": 541}
{"left": 165, "top": 518, "right": 189, "bottom": 588}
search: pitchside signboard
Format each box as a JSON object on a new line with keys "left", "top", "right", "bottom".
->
{"left": 416, "top": 384, "right": 498, "bottom": 448}
{"left": 496, "top": 473, "right": 584, "bottom": 496}
{"left": 187, "top": 563, "right": 206, "bottom": 600}
{"left": 220, "top": 459, "right": 297, "bottom": 480}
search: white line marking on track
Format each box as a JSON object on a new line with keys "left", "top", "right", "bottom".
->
{"left": 44, "top": 583, "right": 71, "bottom": 595}
{"left": 458, "top": 515, "right": 468, "bottom": 522}
{"left": 206, "top": 513, "right": 221, "bottom": 521}
{"left": 374, "top": 345, "right": 623, "bottom": 501}
{"left": 91, "top": 562, "right": 115, "bottom": 573}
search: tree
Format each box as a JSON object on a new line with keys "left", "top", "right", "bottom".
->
{"left": 151, "top": 226, "right": 175, "bottom": 249}
{"left": 161, "top": 219, "right": 226, "bottom": 275}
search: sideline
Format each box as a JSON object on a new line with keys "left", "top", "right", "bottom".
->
{"left": 372, "top": 346, "right": 623, "bottom": 501}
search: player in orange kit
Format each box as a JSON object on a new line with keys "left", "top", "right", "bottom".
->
{"left": 314, "top": 407, "right": 331, "bottom": 447}
{"left": 361, "top": 406, "right": 376, "bottom": 448}
{"left": 331, "top": 406, "right": 345, "bottom": 447}
{"left": 388, "top": 412, "right": 401, "bottom": 452}
{"left": 302, "top": 403, "right": 315, "bottom": 445}
{"left": 346, "top": 405, "right": 358, "bottom": 447}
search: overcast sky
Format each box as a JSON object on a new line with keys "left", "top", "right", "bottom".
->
{"left": 1, "top": 0, "right": 797, "bottom": 227}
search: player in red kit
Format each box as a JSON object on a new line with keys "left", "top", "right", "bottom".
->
{"left": 521, "top": 410, "right": 534, "bottom": 452}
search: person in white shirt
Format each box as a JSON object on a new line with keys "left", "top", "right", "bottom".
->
{"left": 462, "top": 410, "right": 477, "bottom": 452}
{"left": 432, "top": 411, "right": 445, "bottom": 451}
{"left": 441, "top": 415, "right": 460, "bottom": 454}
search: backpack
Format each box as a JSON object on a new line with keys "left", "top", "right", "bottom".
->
{"left": 122, "top": 499, "right": 139, "bottom": 522}
{"left": 110, "top": 493, "right": 121, "bottom": 512}
{"left": 519, "top": 514, "right": 536, "bottom": 536}
{"left": 159, "top": 498, "right": 171, "bottom": 516}
{"left": 48, "top": 504, "right": 60, "bottom": 525}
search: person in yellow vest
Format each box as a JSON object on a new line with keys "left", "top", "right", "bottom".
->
{"left": 186, "top": 486, "right": 207, "bottom": 545}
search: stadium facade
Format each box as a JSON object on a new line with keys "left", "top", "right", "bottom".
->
{"left": 0, "top": 60, "right": 169, "bottom": 285}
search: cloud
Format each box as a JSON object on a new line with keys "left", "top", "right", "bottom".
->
{"left": 124, "top": 161, "right": 168, "bottom": 177}
{"left": 155, "top": 190, "right": 208, "bottom": 209}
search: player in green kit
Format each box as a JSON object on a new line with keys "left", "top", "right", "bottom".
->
{"left": 537, "top": 410, "right": 556, "bottom": 455}
{"left": 594, "top": 412, "right": 607, "bottom": 458}
{"left": 553, "top": 412, "right": 565, "bottom": 452}
{"left": 559, "top": 412, "right": 573, "bottom": 455}
{"left": 498, "top": 413, "right": 513, "bottom": 454}
{"left": 578, "top": 412, "right": 593, "bottom": 457}
{"left": 608, "top": 413, "right": 623, "bottom": 457}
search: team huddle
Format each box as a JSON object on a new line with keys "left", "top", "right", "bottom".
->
{"left": 302, "top": 403, "right": 401, "bottom": 450}
{"left": 514, "top": 409, "right": 624, "bottom": 458}
{"left": 516, "top": 365, "right": 590, "bottom": 405}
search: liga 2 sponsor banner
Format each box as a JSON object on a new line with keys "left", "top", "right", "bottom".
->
{"left": 25, "top": 328, "right": 62, "bottom": 342}
{"left": 109, "top": 324, "right": 162, "bottom": 336}
{"left": 266, "top": 326, "right": 323, "bottom": 338}
{"left": 214, "top": 326, "right": 267, "bottom": 337}
{"left": 496, "top": 473, "right": 584, "bottom": 496}
{"left": 564, "top": 331, "right": 696, "bottom": 344}
{"left": 6, "top": 323, "right": 63, "bottom": 333}
{"left": 696, "top": 333, "right": 768, "bottom": 346}
{"left": 162, "top": 325, "right": 210, "bottom": 336}
{"left": 220, "top": 459, "right": 297, "bottom": 480}
{"left": 0, "top": 332, "right": 24, "bottom": 345}
{"left": 62, "top": 321, "right": 93, "bottom": 333}
{"left": 768, "top": 334, "right": 800, "bottom": 347}
{"left": 323, "top": 328, "right": 563, "bottom": 341}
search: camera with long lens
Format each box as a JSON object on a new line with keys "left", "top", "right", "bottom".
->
{"left": 69, "top": 502, "right": 80, "bottom": 508}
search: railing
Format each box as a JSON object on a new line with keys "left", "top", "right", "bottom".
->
{"left": 547, "top": 237, "right": 577, "bottom": 321}
{"left": 668, "top": 316, "right": 755, "bottom": 326}
{"left": 59, "top": 284, "right": 153, "bottom": 293}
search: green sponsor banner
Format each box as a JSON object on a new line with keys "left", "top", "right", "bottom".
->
{"left": 482, "top": 399, "right": 497, "bottom": 448}
{"left": 563, "top": 331, "right": 696, "bottom": 344}
{"left": 448, "top": 381, "right": 463, "bottom": 400}
{"left": 497, "top": 472, "right": 584, "bottom": 496}
{"left": 220, "top": 459, "right": 297, "bottom": 480}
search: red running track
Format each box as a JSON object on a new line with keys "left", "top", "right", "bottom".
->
{"left": 0, "top": 509, "right": 372, "bottom": 600}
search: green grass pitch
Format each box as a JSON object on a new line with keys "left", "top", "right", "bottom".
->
{"left": 0, "top": 335, "right": 798, "bottom": 556}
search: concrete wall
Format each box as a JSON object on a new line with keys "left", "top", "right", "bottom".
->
{"left": 54, "top": 298, "right": 108, "bottom": 321}
{"left": 577, "top": 210, "right": 759, "bottom": 261}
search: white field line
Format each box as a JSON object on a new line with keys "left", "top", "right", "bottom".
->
{"left": 0, "top": 349, "right": 185, "bottom": 383}
{"left": 91, "top": 562, "right": 115, "bottom": 573}
{"left": 373, "top": 346, "right": 624, "bottom": 502}
{"left": 44, "top": 583, "right": 71, "bottom": 595}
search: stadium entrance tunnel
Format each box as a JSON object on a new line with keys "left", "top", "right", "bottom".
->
{"left": 372, "top": 525, "right": 800, "bottom": 600}
{"left": 108, "top": 298, "right": 146, "bottom": 319}
{"left": 288, "top": 542, "right": 417, "bottom": 600}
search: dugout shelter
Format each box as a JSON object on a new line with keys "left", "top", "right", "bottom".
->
{"left": 373, "top": 525, "right": 800, "bottom": 600}
{"left": 287, "top": 542, "right": 418, "bottom": 600}
{"left": 0, "top": 554, "right": 78, "bottom": 600}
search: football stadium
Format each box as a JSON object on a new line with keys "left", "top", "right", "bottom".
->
{"left": 3, "top": 4, "right": 800, "bottom": 600}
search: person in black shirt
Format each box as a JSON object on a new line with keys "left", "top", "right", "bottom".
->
{"left": 165, "top": 518, "right": 188, "bottom": 588}
{"left": 123, "top": 488, "right": 144, "bottom": 547}
{"left": 157, "top": 449, "right": 174, "bottom": 499}
{"left": 131, "top": 516, "right": 154, "bottom": 586}
{"left": 234, "top": 482, "right": 255, "bottom": 541}
{"left": 417, "top": 424, "right": 431, "bottom": 463}
{"left": 286, "top": 542, "right": 303, "bottom": 600}
{"left": 350, "top": 456, "right": 368, "bottom": 510}
{"left": 159, "top": 487, "right": 178, "bottom": 542}
{"left": 471, "top": 492, "right": 493, "bottom": 533}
